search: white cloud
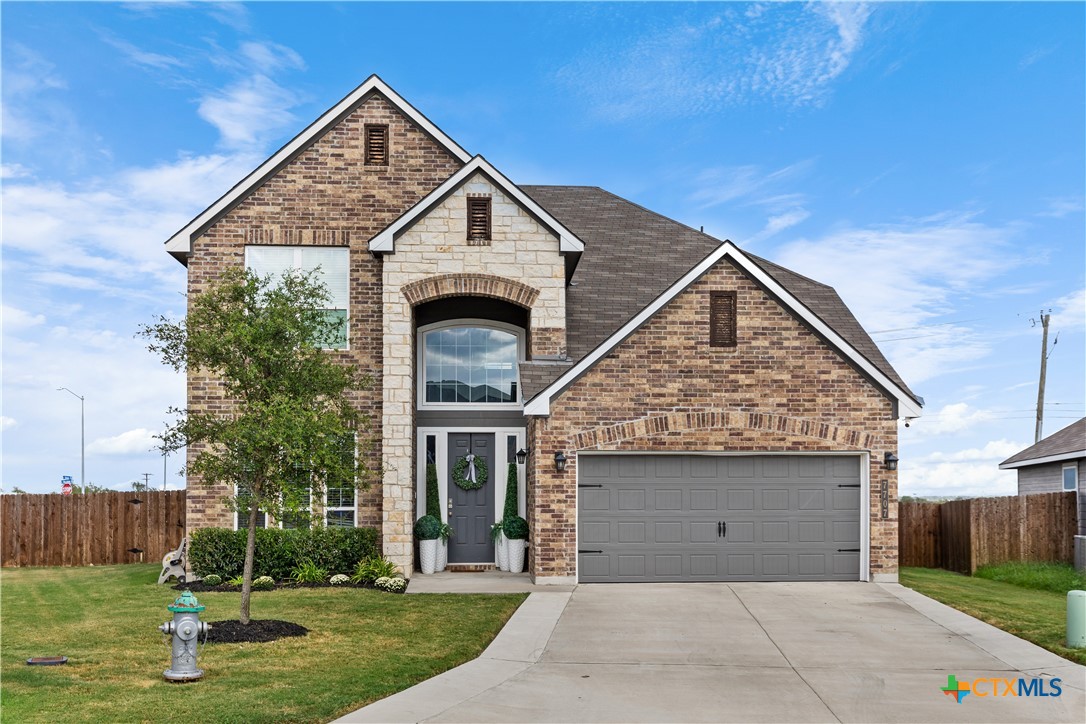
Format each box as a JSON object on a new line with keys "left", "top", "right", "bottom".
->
{"left": 901, "top": 459, "right": 1018, "bottom": 498}
{"left": 1, "top": 417, "right": 16, "bottom": 431}
{"left": 692, "top": 160, "right": 814, "bottom": 210}
{"left": 1049, "top": 287, "right": 1085, "bottom": 331}
{"left": 919, "top": 439, "right": 1024, "bottom": 464}
{"left": 1, "top": 163, "right": 32, "bottom": 179}
{"left": 240, "top": 41, "right": 305, "bottom": 73}
{"left": 1038, "top": 196, "right": 1084, "bottom": 218}
{"left": 101, "top": 34, "right": 185, "bottom": 70}
{"left": 906, "top": 403, "right": 998, "bottom": 436}
{"left": 3, "top": 305, "right": 46, "bottom": 331}
{"left": 198, "top": 74, "right": 300, "bottom": 150}
{"left": 557, "top": 3, "right": 875, "bottom": 121}
{"left": 87, "top": 428, "right": 161, "bottom": 455}
{"left": 750, "top": 208, "right": 811, "bottom": 244}
{"left": 773, "top": 212, "right": 1022, "bottom": 383}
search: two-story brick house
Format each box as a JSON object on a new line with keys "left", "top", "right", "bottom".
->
{"left": 166, "top": 76, "right": 922, "bottom": 584}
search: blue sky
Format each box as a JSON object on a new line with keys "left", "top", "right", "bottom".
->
{"left": 2, "top": 2, "right": 1083, "bottom": 496}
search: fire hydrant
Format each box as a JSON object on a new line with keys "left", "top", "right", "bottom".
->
{"left": 159, "top": 590, "right": 209, "bottom": 682}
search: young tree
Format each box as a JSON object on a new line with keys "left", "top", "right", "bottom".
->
{"left": 140, "top": 268, "right": 373, "bottom": 624}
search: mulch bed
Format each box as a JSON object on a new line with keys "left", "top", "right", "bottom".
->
{"left": 173, "top": 579, "right": 407, "bottom": 594}
{"left": 205, "top": 619, "right": 308, "bottom": 644}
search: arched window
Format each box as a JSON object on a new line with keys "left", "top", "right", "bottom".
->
{"left": 418, "top": 321, "right": 522, "bottom": 407}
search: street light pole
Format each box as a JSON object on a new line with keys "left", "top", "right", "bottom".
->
{"left": 57, "top": 387, "right": 85, "bottom": 489}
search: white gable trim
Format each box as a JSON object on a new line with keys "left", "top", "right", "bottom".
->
{"left": 524, "top": 241, "right": 923, "bottom": 419}
{"left": 164, "top": 75, "right": 471, "bottom": 258}
{"left": 368, "top": 156, "right": 585, "bottom": 254}
{"left": 999, "top": 450, "right": 1086, "bottom": 469}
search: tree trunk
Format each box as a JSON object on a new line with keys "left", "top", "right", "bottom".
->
{"left": 240, "top": 501, "right": 259, "bottom": 625}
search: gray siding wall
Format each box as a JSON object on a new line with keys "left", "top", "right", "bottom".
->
{"left": 1017, "top": 458, "right": 1085, "bottom": 536}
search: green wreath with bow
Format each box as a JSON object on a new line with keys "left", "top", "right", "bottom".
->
{"left": 452, "top": 453, "right": 488, "bottom": 491}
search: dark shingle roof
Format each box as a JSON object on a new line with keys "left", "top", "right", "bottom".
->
{"left": 520, "top": 185, "right": 919, "bottom": 405}
{"left": 1000, "top": 418, "right": 1086, "bottom": 467}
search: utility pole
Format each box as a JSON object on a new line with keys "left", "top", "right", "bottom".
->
{"left": 1033, "top": 310, "right": 1051, "bottom": 443}
{"left": 57, "top": 388, "right": 85, "bottom": 490}
{"left": 142, "top": 472, "right": 153, "bottom": 489}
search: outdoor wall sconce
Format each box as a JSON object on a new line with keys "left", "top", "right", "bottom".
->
{"left": 884, "top": 452, "right": 899, "bottom": 471}
{"left": 516, "top": 448, "right": 530, "bottom": 465}
{"left": 554, "top": 451, "right": 568, "bottom": 473}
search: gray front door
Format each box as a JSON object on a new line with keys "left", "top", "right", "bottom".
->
{"left": 578, "top": 455, "right": 862, "bottom": 582}
{"left": 448, "top": 433, "right": 495, "bottom": 563}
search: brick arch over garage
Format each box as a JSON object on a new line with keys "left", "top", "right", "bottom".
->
{"left": 567, "top": 410, "right": 875, "bottom": 451}
{"left": 402, "top": 273, "right": 540, "bottom": 309}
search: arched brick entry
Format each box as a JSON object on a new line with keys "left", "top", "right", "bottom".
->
{"left": 567, "top": 410, "right": 875, "bottom": 451}
{"left": 402, "top": 273, "right": 540, "bottom": 308}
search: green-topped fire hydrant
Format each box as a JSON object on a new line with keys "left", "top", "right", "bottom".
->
{"left": 159, "top": 590, "right": 209, "bottom": 682}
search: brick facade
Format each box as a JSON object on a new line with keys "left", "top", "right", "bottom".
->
{"left": 527, "top": 258, "right": 899, "bottom": 583}
{"left": 184, "top": 93, "right": 462, "bottom": 534}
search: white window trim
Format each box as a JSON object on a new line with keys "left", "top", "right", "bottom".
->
{"left": 1063, "top": 462, "right": 1079, "bottom": 492}
{"left": 416, "top": 319, "right": 525, "bottom": 411}
{"left": 243, "top": 245, "right": 350, "bottom": 352}
{"left": 231, "top": 483, "right": 314, "bottom": 530}
{"left": 416, "top": 428, "right": 526, "bottom": 526}
{"left": 324, "top": 436, "right": 359, "bottom": 528}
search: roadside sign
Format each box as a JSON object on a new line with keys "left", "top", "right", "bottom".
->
{"left": 61, "top": 476, "right": 73, "bottom": 495}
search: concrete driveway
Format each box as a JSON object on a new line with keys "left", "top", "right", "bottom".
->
{"left": 342, "top": 583, "right": 1086, "bottom": 723}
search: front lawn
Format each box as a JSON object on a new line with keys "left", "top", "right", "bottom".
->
{"left": 900, "top": 566, "right": 1086, "bottom": 666}
{"left": 1, "top": 564, "right": 525, "bottom": 722}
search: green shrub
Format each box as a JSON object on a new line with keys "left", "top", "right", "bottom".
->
{"left": 502, "top": 515, "right": 528, "bottom": 540}
{"left": 414, "top": 515, "right": 441, "bottom": 540}
{"left": 351, "top": 555, "right": 401, "bottom": 584}
{"left": 503, "top": 462, "right": 519, "bottom": 521}
{"left": 425, "top": 463, "right": 440, "bottom": 519}
{"left": 201, "top": 574, "right": 223, "bottom": 587}
{"left": 291, "top": 559, "right": 329, "bottom": 584}
{"left": 228, "top": 574, "right": 245, "bottom": 587}
{"left": 252, "top": 575, "right": 275, "bottom": 591}
{"left": 189, "top": 526, "right": 379, "bottom": 579}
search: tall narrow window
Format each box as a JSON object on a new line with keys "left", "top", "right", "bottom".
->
{"left": 467, "top": 197, "right": 491, "bottom": 243}
{"left": 246, "top": 246, "right": 349, "bottom": 349}
{"left": 1064, "top": 463, "right": 1079, "bottom": 492}
{"left": 325, "top": 436, "right": 357, "bottom": 528}
{"left": 364, "top": 124, "right": 388, "bottom": 166}
{"left": 710, "top": 291, "right": 738, "bottom": 348}
{"left": 236, "top": 483, "right": 267, "bottom": 530}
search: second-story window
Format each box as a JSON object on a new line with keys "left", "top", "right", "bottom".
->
{"left": 245, "top": 246, "right": 349, "bottom": 350}
{"left": 420, "top": 323, "right": 520, "bottom": 406}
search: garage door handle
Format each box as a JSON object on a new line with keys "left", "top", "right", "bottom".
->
{"left": 578, "top": 484, "right": 603, "bottom": 488}
{"left": 837, "top": 548, "right": 860, "bottom": 552}
{"left": 578, "top": 549, "right": 603, "bottom": 554}
{"left": 837, "top": 484, "right": 861, "bottom": 488}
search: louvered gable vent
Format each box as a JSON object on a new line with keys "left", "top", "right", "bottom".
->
{"left": 710, "top": 291, "right": 738, "bottom": 347}
{"left": 364, "top": 124, "right": 388, "bottom": 166}
{"left": 467, "top": 197, "right": 491, "bottom": 243}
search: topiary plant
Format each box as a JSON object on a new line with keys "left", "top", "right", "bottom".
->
{"left": 502, "top": 515, "right": 528, "bottom": 540}
{"left": 503, "top": 462, "right": 519, "bottom": 521}
{"left": 201, "top": 574, "right": 223, "bottom": 587}
{"left": 252, "top": 575, "right": 275, "bottom": 591}
{"left": 414, "top": 514, "right": 441, "bottom": 540}
{"left": 425, "top": 462, "right": 440, "bottom": 519}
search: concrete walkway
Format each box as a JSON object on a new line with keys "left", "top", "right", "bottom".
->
{"left": 339, "top": 582, "right": 1086, "bottom": 723}
{"left": 406, "top": 570, "right": 576, "bottom": 594}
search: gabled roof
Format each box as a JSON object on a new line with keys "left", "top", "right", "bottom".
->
{"left": 999, "top": 418, "right": 1086, "bottom": 469}
{"left": 522, "top": 185, "right": 919, "bottom": 409}
{"left": 522, "top": 237, "right": 924, "bottom": 419}
{"left": 368, "top": 157, "right": 585, "bottom": 254}
{"left": 164, "top": 75, "right": 471, "bottom": 262}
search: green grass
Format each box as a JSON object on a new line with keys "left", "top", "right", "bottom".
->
{"left": 974, "top": 560, "right": 1086, "bottom": 595}
{"left": 900, "top": 566, "right": 1086, "bottom": 666}
{"left": 1, "top": 564, "right": 526, "bottom": 722}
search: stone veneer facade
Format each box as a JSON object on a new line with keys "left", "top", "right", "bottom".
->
{"left": 184, "top": 93, "right": 462, "bottom": 534}
{"left": 381, "top": 173, "right": 567, "bottom": 574}
{"left": 528, "top": 258, "right": 900, "bottom": 583}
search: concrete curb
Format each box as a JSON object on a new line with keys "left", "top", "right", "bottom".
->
{"left": 879, "top": 582, "right": 1086, "bottom": 692}
{"left": 335, "top": 591, "right": 572, "bottom": 723}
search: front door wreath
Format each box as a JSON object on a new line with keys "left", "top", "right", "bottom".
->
{"left": 452, "top": 453, "right": 488, "bottom": 491}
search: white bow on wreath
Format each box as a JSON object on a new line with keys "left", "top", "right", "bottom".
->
{"left": 464, "top": 454, "right": 477, "bottom": 484}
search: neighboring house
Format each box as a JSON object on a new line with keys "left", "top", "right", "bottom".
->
{"left": 165, "top": 76, "right": 922, "bottom": 584}
{"left": 999, "top": 417, "right": 1086, "bottom": 538}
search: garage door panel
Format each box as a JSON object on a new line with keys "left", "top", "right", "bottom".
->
{"left": 578, "top": 454, "right": 862, "bottom": 582}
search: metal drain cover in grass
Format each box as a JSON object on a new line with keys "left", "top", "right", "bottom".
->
{"left": 27, "top": 657, "right": 68, "bottom": 666}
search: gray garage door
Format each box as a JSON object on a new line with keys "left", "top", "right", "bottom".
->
{"left": 577, "top": 455, "right": 862, "bottom": 582}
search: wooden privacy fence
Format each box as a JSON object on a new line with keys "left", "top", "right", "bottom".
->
{"left": 900, "top": 491, "right": 1076, "bottom": 574}
{"left": 1, "top": 490, "right": 186, "bottom": 567}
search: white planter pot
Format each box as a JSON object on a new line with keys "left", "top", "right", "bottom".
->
{"left": 436, "top": 539, "right": 447, "bottom": 571}
{"left": 506, "top": 538, "right": 526, "bottom": 573}
{"left": 495, "top": 532, "right": 508, "bottom": 571}
{"left": 419, "top": 539, "right": 438, "bottom": 574}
